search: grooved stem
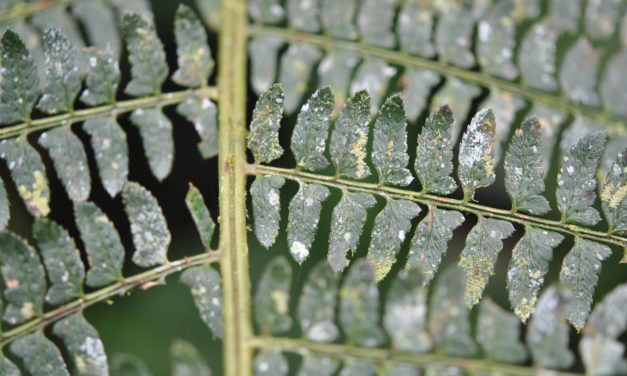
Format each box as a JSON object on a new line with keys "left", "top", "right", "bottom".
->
{"left": 0, "top": 251, "right": 221, "bottom": 347}
{"left": 247, "top": 25, "right": 626, "bottom": 135}
{"left": 248, "top": 336, "right": 583, "bottom": 376}
{"left": 248, "top": 165, "right": 626, "bottom": 248}
{"left": 218, "top": 0, "right": 252, "bottom": 375}
{"left": 0, "top": 87, "right": 219, "bottom": 140}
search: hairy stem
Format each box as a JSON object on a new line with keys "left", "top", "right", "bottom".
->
{"left": 248, "top": 165, "right": 626, "bottom": 248}
{"left": 0, "top": 251, "right": 221, "bottom": 347}
{"left": 248, "top": 336, "right": 583, "bottom": 376}
{"left": 218, "top": 0, "right": 252, "bottom": 375}
{"left": 0, "top": 87, "right": 218, "bottom": 140}
{"left": 247, "top": 25, "right": 626, "bottom": 135}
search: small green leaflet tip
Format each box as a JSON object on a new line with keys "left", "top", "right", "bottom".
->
{"left": 248, "top": 83, "right": 285, "bottom": 163}
{"left": 185, "top": 183, "right": 216, "bottom": 250}
{"left": 458, "top": 108, "right": 497, "bottom": 199}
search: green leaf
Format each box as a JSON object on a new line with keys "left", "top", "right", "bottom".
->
{"left": 329, "top": 90, "right": 371, "bottom": 179}
{"left": 415, "top": 105, "right": 457, "bottom": 195}
{"left": 0, "top": 138, "right": 50, "bottom": 217}
{"left": 176, "top": 95, "right": 219, "bottom": 159}
{"left": 434, "top": 2, "right": 474, "bottom": 67}
{"left": 290, "top": 86, "right": 334, "bottom": 171}
{"left": 170, "top": 339, "right": 212, "bottom": 376}
{"left": 396, "top": 1, "right": 435, "bottom": 57}
{"left": 278, "top": 43, "right": 321, "bottom": 113}
{"left": 0, "top": 176, "right": 9, "bottom": 230}
{"left": 247, "top": 84, "right": 285, "bottom": 163}
{"left": 317, "top": 51, "right": 360, "bottom": 101}
{"left": 527, "top": 286, "right": 574, "bottom": 369}
{"left": 382, "top": 364, "right": 420, "bottom": 376}
{"left": 80, "top": 48, "right": 120, "bottom": 106}
{"left": 287, "top": 0, "right": 321, "bottom": 32}
{"left": 548, "top": 0, "right": 582, "bottom": 33}
{"left": 0, "top": 354, "right": 19, "bottom": 376}
{"left": 350, "top": 59, "right": 396, "bottom": 113}
{"left": 601, "top": 149, "right": 626, "bottom": 234}
{"left": 459, "top": 217, "right": 514, "bottom": 307}
{"left": 33, "top": 218, "right": 85, "bottom": 305}
{"left": 458, "top": 108, "right": 497, "bottom": 200}
{"left": 532, "top": 103, "right": 567, "bottom": 175}
{"left": 559, "top": 38, "right": 600, "bottom": 106}
{"left": 254, "top": 350, "right": 288, "bottom": 376}
{"left": 173, "top": 5, "right": 213, "bottom": 88}
{"left": 31, "top": 7, "right": 84, "bottom": 48}
{"left": 248, "top": 36, "right": 284, "bottom": 95}
{"left": 477, "top": 298, "right": 527, "bottom": 364}
{"left": 357, "top": 0, "right": 396, "bottom": 48}
{"left": 37, "top": 28, "right": 80, "bottom": 114}
{"left": 287, "top": 183, "right": 330, "bottom": 263}
{"left": 384, "top": 268, "right": 431, "bottom": 352}
{"left": 400, "top": 68, "right": 439, "bottom": 123}
{"left": 74, "top": 201, "right": 124, "bottom": 287}
{"left": 254, "top": 256, "right": 293, "bottom": 334}
{"left": 110, "top": 354, "right": 153, "bottom": 376}
{"left": 339, "top": 258, "right": 385, "bottom": 347}
{"left": 507, "top": 227, "right": 564, "bottom": 322}
{"left": 556, "top": 131, "right": 606, "bottom": 225}
{"left": 185, "top": 184, "right": 215, "bottom": 250}
{"left": 339, "top": 359, "right": 377, "bottom": 376}
{"left": 371, "top": 95, "right": 412, "bottom": 186}
{"left": 367, "top": 199, "right": 421, "bottom": 281}
{"left": 0, "top": 231, "right": 45, "bottom": 324}
{"left": 123, "top": 13, "right": 168, "bottom": 96}
{"left": 130, "top": 107, "right": 174, "bottom": 181}
{"left": 519, "top": 21, "right": 558, "bottom": 91}
{"left": 406, "top": 207, "right": 464, "bottom": 285}
{"left": 39, "top": 126, "right": 91, "bottom": 202}
{"left": 581, "top": 283, "right": 627, "bottom": 375}
{"left": 180, "top": 266, "right": 223, "bottom": 338}
{"left": 82, "top": 116, "right": 129, "bottom": 197}
{"left": 122, "top": 182, "right": 170, "bottom": 267}
{"left": 10, "top": 333, "right": 70, "bottom": 376}
{"left": 431, "top": 77, "right": 481, "bottom": 139}
{"left": 298, "top": 260, "right": 340, "bottom": 343}
{"left": 52, "top": 313, "right": 109, "bottom": 376}
{"left": 586, "top": 0, "right": 623, "bottom": 39}
{"left": 249, "top": 0, "right": 284, "bottom": 24}
{"left": 428, "top": 265, "right": 477, "bottom": 357}
{"left": 0, "top": 30, "right": 39, "bottom": 123}
{"left": 72, "top": 0, "right": 121, "bottom": 57}
{"left": 477, "top": 1, "right": 518, "bottom": 80}
{"left": 320, "top": 0, "right": 358, "bottom": 39}
{"left": 559, "top": 238, "right": 611, "bottom": 330}
{"left": 600, "top": 49, "right": 627, "bottom": 117}
{"left": 297, "top": 355, "right": 339, "bottom": 376}
{"left": 250, "top": 175, "right": 285, "bottom": 248}
{"left": 328, "top": 191, "right": 376, "bottom": 272}
{"left": 504, "top": 117, "right": 550, "bottom": 214}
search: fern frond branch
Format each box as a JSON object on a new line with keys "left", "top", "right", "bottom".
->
{"left": 0, "top": 0, "right": 76, "bottom": 23}
{"left": 248, "top": 165, "right": 627, "bottom": 249}
{"left": 247, "top": 24, "right": 626, "bottom": 136}
{"left": 0, "top": 250, "right": 221, "bottom": 347}
{"left": 248, "top": 336, "right": 583, "bottom": 376}
{"left": 0, "top": 86, "right": 219, "bottom": 140}
{"left": 218, "top": 0, "right": 254, "bottom": 374}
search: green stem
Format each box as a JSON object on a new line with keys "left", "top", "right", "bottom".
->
{"left": 0, "top": 251, "right": 221, "bottom": 347}
{"left": 248, "top": 336, "right": 583, "bottom": 376}
{"left": 248, "top": 165, "right": 626, "bottom": 248}
{"left": 247, "top": 24, "right": 626, "bottom": 136}
{"left": 0, "top": 86, "right": 219, "bottom": 140}
{"left": 218, "top": 0, "right": 252, "bottom": 374}
{"left": 0, "top": 0, "right": 76, "bottom": 23}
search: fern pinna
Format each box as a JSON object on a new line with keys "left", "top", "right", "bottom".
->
{"left": 0, "top": 0, "right": 624, "bottom": 375}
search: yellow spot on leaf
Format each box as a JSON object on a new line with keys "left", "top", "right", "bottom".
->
{"left": 6, "top": 279, "right": 19, "bottom": 289}
{"left": 271, "top": 290, "right": 288, "bottom": 314}
{"left": 601, "top": 182, "right": 627, "bottom": 209}
{"left": 515, "top": 296, "right": 537, "bottom": 323}
{"left": 351, "top": 131, "right": 368, "bottom": 178}
{"left": 17, "top": 170, "right": 49, "bottom": 216}
{"left": 21, "top": 302, "right": 34, "bottom": 320}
